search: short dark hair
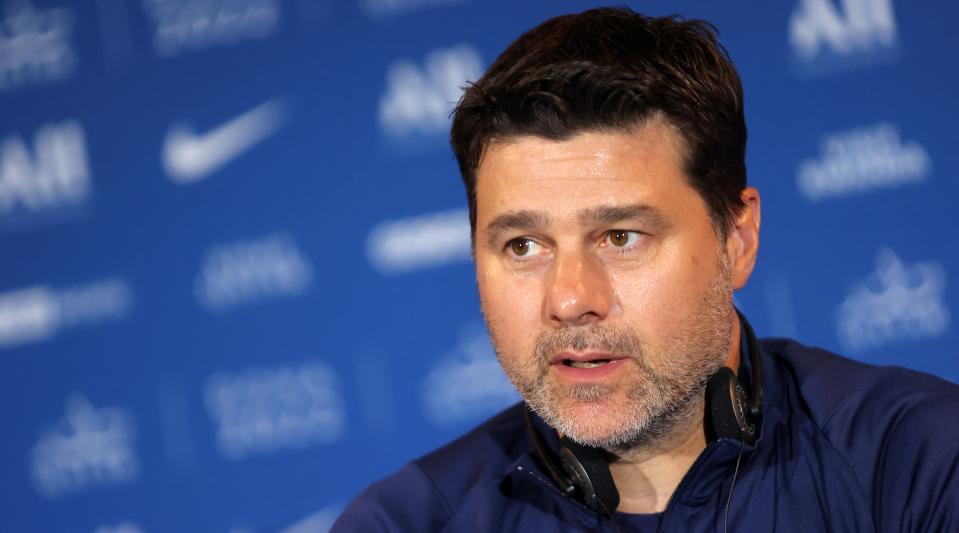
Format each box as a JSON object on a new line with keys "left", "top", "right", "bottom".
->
{"left": 450, "top": 7, "right": 747, "bottom": 241}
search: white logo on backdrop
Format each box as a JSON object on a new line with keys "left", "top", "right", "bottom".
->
{"left": 797, "top": 122, "right": 930, "bottom": 201}
{"left": 0, "top": 119, "right": 90, "bottom": 222}
{"left": 0, "top": 278, "right": 133, "bottom": 350}
{"left": 276, "top": 505, "right": 342, "bottom": 533}
{"left": 366, "top": 208, "right": 471, "bottom": 274}
{"left": 790, "top": 0, "right": 898, "bottom": 60}
{"left": 204, "top": 361, "right": 346, "bottom": 460}
{"left": 194, "top": 232, "right": 313, "bottom": 313}
{"left": 379, "top": 45, "right": 482, "bottom": 139}
{"left": 93, "top": 523, "right": 145, "bottom": 533}
{"left": 30, "top": 395, "right": 140, "bottom": 499}
{"left": 838, "top": 249, "right": 950, "bottom": 352}
{"left": 0, "top": 0, "right": 76, "bottom": 91}
{"left": 422, "top": 325, "right": 519, "bottom": 426}
{"left": 163, "top": 98, "right": 288, "bottom": 184}
{"left": 361, "top": 0, "right": 464, "bottom": 20}
{"left": 142, "top": 0, "right": 280, "bottom": 57}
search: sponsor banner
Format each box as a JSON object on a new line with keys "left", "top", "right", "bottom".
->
{"left": 379, "top": 45, "right": 482, "bottom": 141}
{"left": 797, "top": 122, "right": 931, "bottom": 201}
{"left": 366, "top": 208, "right": 471, "bottom": 274}
{"left": 143, "top": 0, "right": 282, "bottom": 57}
{"left": 0, "top": 0, "right": 955, "bottom": 530}
{"left": 276, "top": 506, "right": 342, "bottom": 533}
{"left": 163, "top": 98, "right": 289, "bottom": 185}
{"left": 421, "top": 324, "right": 518, "bottom": 426}
{"left": 0, "top": 119, "right": 90, "bottom": 231}
{"left": 838, "top": 249, "right": 950, "bottom": 353}
{"left": 0, "top": 1, "right": 76, "bottom": 91}
{"left": 93, "top": 523, "right": 145, "bottom": 533}
{"left": 790, "top": 0, "right": 900, "bottom": 75}
{"left": 204, "top": 360, "right": 346, "bottom": 459}
{"left": 31, "top": 395, "right": 140, "bottom": 499}
{"left": 194, "top": 232, "right": 312, "bottom": 313}
{"left": 361, "top": 0, "right": 465, "bottom": 20}
{"left": 0, "top": 278, "right": 132, "bottom": 350}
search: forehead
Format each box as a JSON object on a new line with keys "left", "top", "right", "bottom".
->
{"left": 474, "top": 121, "right": 699, "bottom": 228}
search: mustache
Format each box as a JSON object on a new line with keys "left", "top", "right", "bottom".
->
{"left": 534, "top": 325, "right": 645, "bottom": 361}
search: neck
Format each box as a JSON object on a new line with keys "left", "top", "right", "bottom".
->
{"left": 607, "top": 402, "right": 705, "bottom": 513}
{"left": 608, "top": 315, "right": 742, "bottom": 514}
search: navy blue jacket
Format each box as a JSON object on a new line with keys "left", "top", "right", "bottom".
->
{"left": 333, "top": 339, "right": 959, "bottom": 531}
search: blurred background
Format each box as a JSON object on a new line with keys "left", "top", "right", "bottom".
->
{"left": 1, "top": 0, "right": 956, "bottom": 531}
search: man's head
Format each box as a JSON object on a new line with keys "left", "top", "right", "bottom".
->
{"left": 451, "top": 8, "right": 760, "bottom": 449}
{"left": 451, "top": 7, "right": 748, "bottom": 242}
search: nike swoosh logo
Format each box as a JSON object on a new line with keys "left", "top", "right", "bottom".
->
{"left": 163, "top": 99, "right": 288, "bottom": 184}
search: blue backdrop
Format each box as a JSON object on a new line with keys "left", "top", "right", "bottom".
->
{"left": 1, "top": 0, "right": 956, "bottom": 531}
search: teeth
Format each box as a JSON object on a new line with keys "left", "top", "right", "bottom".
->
{"left": 568, "top": 360, "right": 609, "bottom": 369}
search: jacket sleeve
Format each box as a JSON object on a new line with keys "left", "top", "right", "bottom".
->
{"left": 330, "top": 463, "right": 452, "bottom": 532}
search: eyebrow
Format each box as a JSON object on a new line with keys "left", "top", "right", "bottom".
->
{"left": 484, "top": 203, "right": 670, "bottom": 249}
{"left": 578, "top": 204, "right": 670, "bottom": 229}
{"left": 485, "top": 210, "right": 550, "bottom": 249}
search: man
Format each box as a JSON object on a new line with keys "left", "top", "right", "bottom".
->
{"left": 334, "top": 7, "right": 959, "bottom": 532}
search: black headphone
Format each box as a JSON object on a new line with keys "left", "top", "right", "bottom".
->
{"left": 523, "top": 310, "right": 764, "bottom": 518}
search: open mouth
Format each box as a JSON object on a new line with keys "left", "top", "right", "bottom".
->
{"left": 563, "top": 358, "right": 612, "bottom": 369}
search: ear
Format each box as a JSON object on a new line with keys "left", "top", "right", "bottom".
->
{"left": 726, "top": 187, "right": 761, "bottom": 290}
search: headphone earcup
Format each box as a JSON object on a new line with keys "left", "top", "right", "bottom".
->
{"left": 559, "top": 437, "right": 620, "bottom": 517}
{"left": 706, "top": 366, "right": 755, "bottom": 443}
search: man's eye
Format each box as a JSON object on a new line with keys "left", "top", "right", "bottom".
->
{"left": 605, "top": 230, "right": 641, "bottom": 248}
{"left": 507, "top": 238, "right": 543, "bottom": 257}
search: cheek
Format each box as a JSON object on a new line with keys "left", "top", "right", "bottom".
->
{"left": 613, "top": 270, "right": 666, "bottom": 315}
{"left": 478, "top": 266, "right": 542, "bottom": 348}
{"left": 610, "top": 251, "right": 710, "bottom": 336}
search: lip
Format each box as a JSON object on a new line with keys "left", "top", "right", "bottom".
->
{"left": 549, "top": 351, "right": 630, "bottom": 382}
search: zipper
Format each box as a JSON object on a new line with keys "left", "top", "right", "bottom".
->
{"left": 657, "top": 439, "right": 739, "bottom": 532}
{"left": 515, "top": 461, "right": 618, "bottom": 532}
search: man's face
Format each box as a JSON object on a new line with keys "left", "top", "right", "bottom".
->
{"left": 474, "top": 119, "right": 737, "bottom": 449}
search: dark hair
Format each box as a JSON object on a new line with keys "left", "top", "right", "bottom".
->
{"left": 450, "top": 7, "right": 747, "bottom": 241}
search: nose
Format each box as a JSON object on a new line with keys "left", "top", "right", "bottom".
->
{"left": 543, "top": 249, "right": 613, "bottom": 327}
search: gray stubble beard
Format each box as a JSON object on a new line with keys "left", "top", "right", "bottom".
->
{"left": 489, "top": 257, "right": 734, "bottom": 452}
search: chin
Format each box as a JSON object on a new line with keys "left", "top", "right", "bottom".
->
{"left": 553, "top": 398, "right": 644, "bottom": 448}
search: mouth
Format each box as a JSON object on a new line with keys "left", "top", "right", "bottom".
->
{"left": 562, "top": 358, "right": 613, "bottom": 369}
{"left": 550, "top": 351, "right": 628, "bottom": 370}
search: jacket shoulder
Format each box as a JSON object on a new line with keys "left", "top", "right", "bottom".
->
{"left": 763, "top": 339, "right": 959, "bottom": 531}
{"left": 332, "top": 402, "right": 529, "bottom": 532}
{"left": 760, "top": 338, "right": 877, "bottom": 423}
{"left": 331, "top": 462, "right": 450, "bottom": 532}
{"left": 415, "top": 402, "right": 529, "bottom": 506}
{"left": 761, "top": 338, "right": 959, "bottom": 433}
